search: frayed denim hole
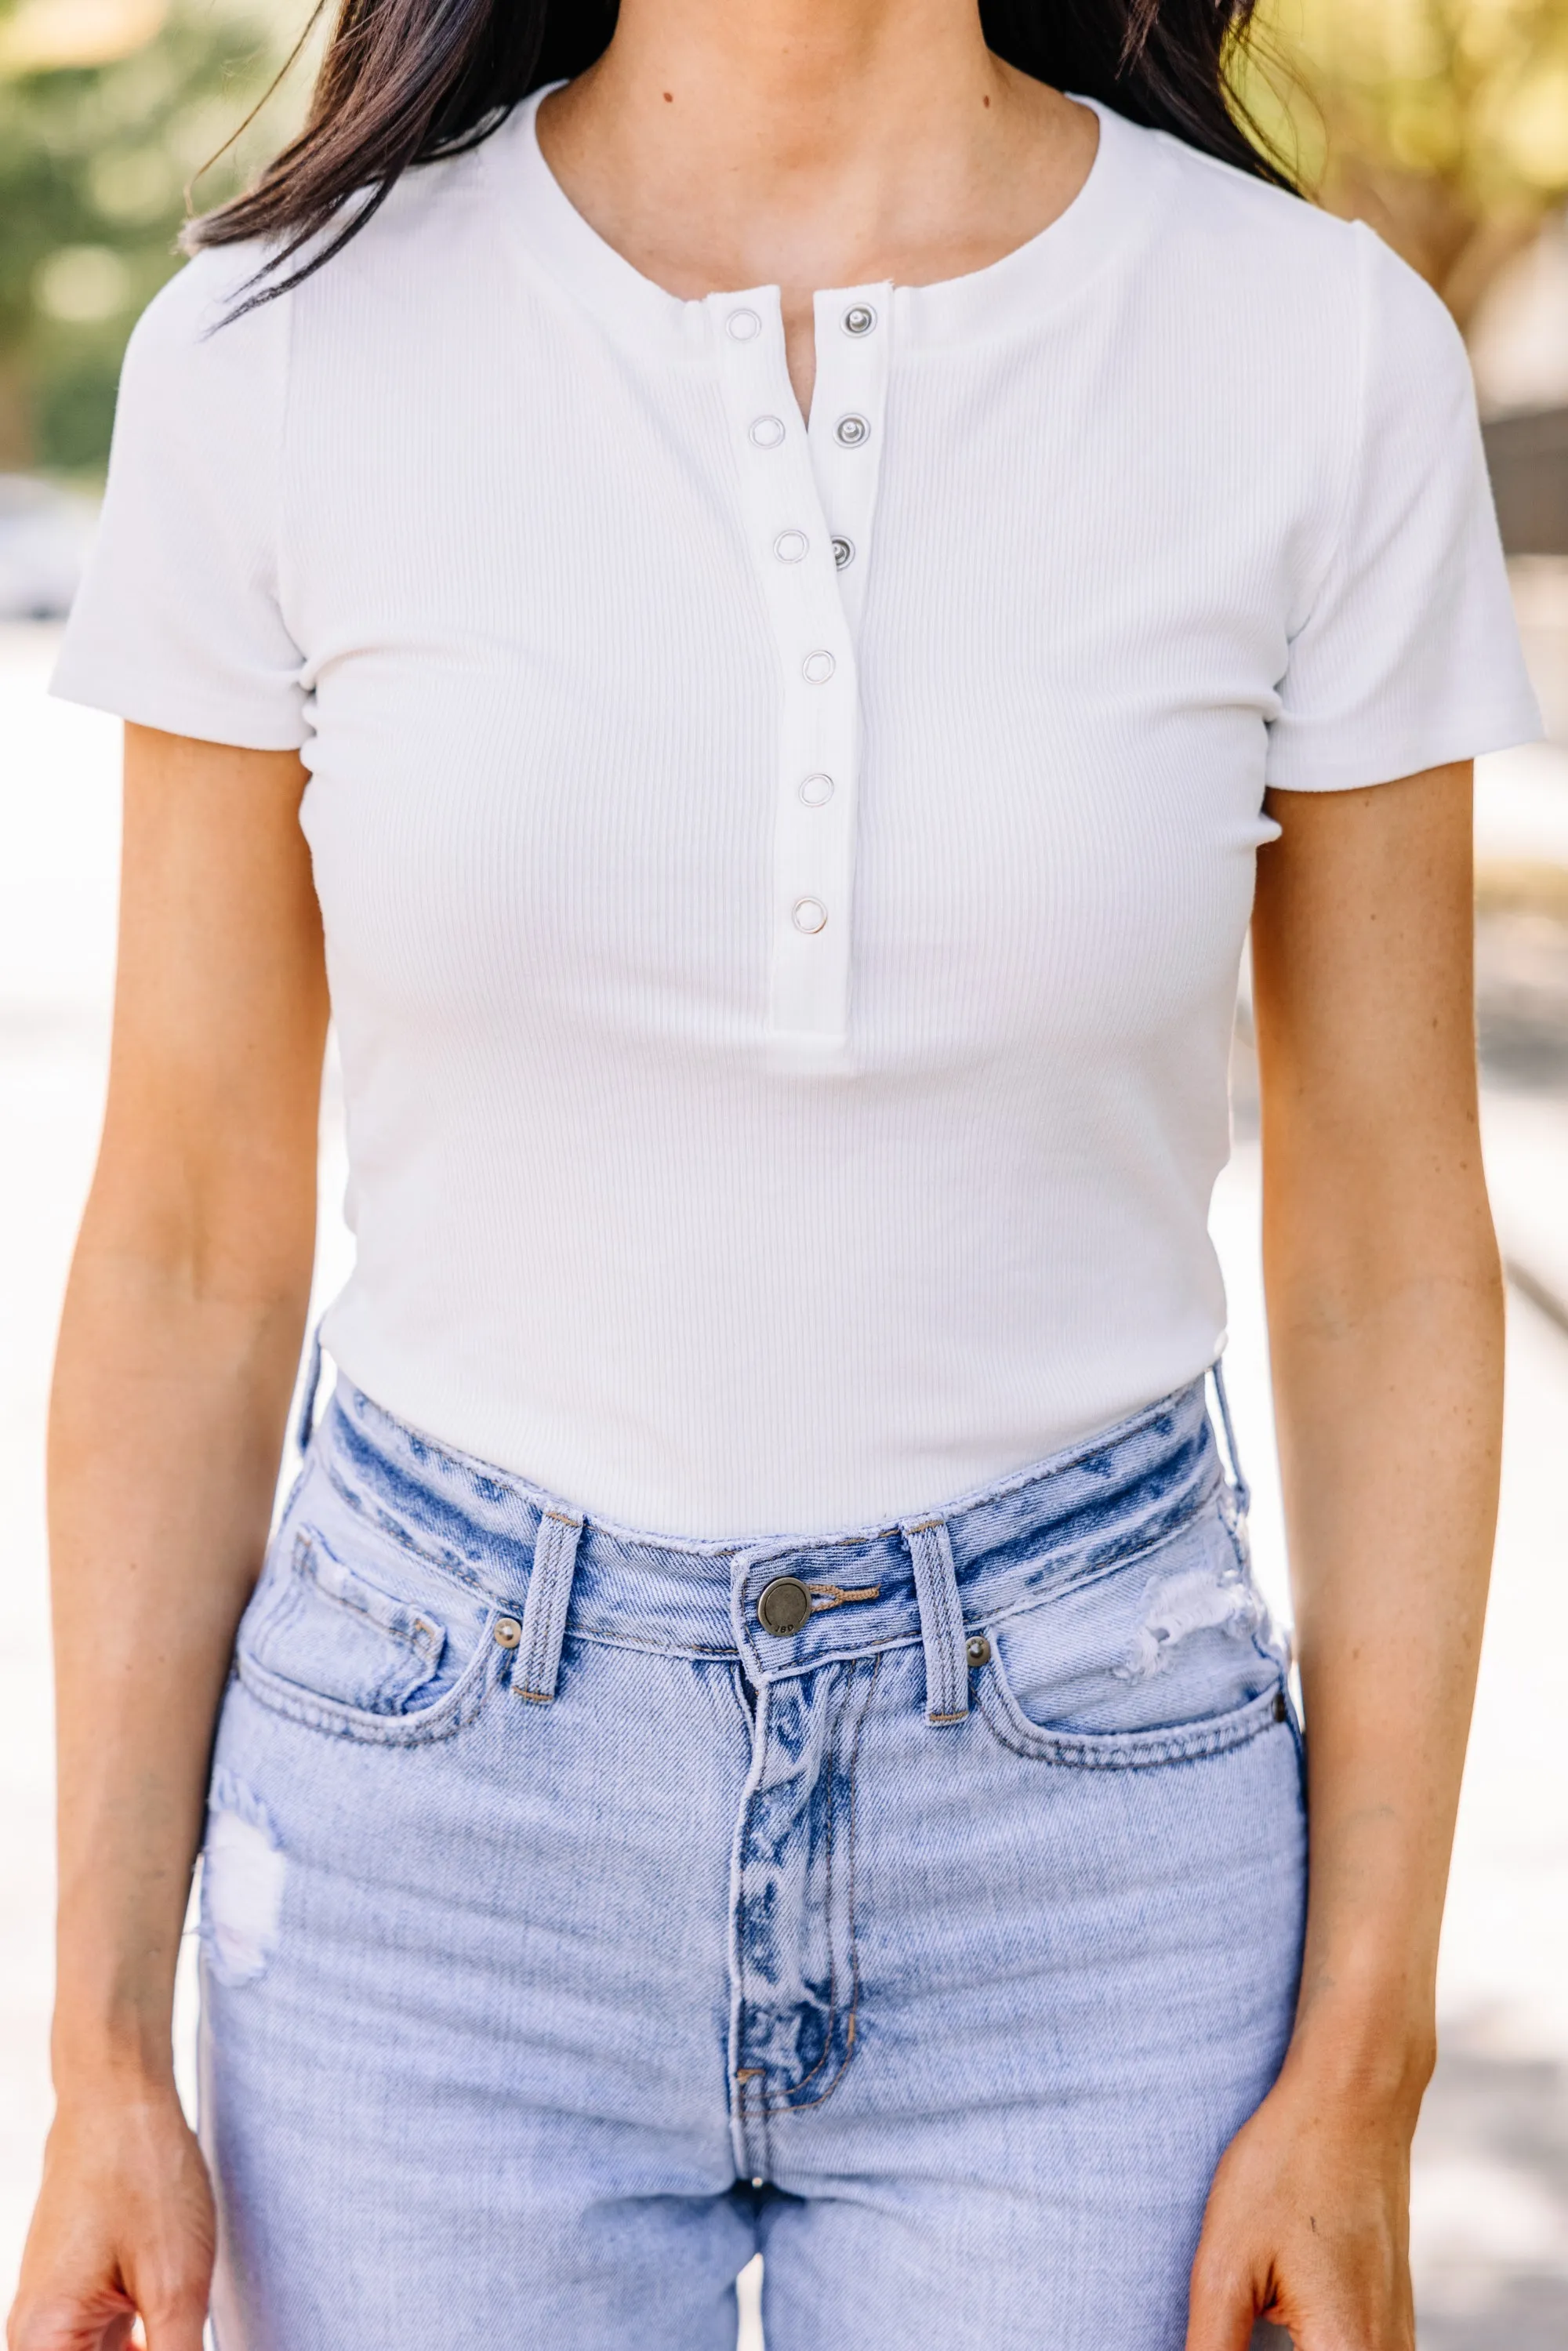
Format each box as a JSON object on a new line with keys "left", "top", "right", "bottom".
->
{"left": 201, "top": 1772, "right": 285, "bottom": 1989}
{"left": 992, "top": 1516, "right": 1276, "bottom": 1737}
{"left": 1114, "top": 1553, "right": 1267, "bottom": 1682}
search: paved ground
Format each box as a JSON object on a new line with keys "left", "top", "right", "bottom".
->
{"left": 2, "top": 622, "right": 1566, "bottom": 2340}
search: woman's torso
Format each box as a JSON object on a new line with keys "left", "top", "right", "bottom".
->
{"left": 56, "top": 89, "right": 1528, "bottom": 1533}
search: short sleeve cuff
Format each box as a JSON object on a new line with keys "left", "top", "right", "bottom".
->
{"left": 1265, "top": 691, "right": 1543, "bottom": 792}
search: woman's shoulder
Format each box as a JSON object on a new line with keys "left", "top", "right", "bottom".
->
{"left": 1105, "top": 107, "right": 1464, "bottom": 386}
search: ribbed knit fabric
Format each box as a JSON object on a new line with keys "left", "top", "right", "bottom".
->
{"left": 53, "top": 92, "right": 1538, "bottom": 1533}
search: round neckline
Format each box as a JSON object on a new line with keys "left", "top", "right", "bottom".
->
{"left": 495, "top": 84, "right": 1167, "bottom": 357}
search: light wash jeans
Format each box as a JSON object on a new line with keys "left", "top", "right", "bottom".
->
{"left": 199, "top": 1373, "right": 1305, "bottom": 2349}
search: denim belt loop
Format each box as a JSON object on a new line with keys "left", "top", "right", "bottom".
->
{"left": 516, "top": 1507, "right": 585, "bottom": 1703}
{"left": 902, "top": 1515, "right": 968, "bottom": 1725}
{"left": 1209, "top": 1357, "right": 1252, "bottom": 1523}
{"left": 295, "top": 1320, "right": 325, "bottom": 1457}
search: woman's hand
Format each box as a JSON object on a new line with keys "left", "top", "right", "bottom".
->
{"left": 8, "top": 2084, "right": 215, "bottom": 2351}
{"left": 1185, "top": 2045, "right": 1421, "bottom": 2349}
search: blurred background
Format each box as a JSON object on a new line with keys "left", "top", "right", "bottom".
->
{"left": 2, "top": 0, "right": 1568, "bottom": 2342}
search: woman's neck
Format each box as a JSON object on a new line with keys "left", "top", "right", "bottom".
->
{"left": 537, "top": 0, "right": 1096, "bottom": 412}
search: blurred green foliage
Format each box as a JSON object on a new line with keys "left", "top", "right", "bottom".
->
{"left": 0, "top": 0, "right": 301, "bottom": 473}
{"left": 1246, "top": 0, "right": 1568, "bottom": 325}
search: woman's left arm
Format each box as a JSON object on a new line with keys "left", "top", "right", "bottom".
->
{"left": 1186, "top": 759, "right": 1504, "bottom": 2351}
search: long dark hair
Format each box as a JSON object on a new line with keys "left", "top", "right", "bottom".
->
{"left": 190, "top": 0, "right": 1294, "bottom": 295}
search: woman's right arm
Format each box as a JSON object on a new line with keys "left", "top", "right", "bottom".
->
{"left": 9, "top": 724, "right": 327, "bottom": 2351}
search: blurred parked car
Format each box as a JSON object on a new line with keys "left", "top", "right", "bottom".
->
{"left": 0, "top": 477, "right": 96, "bottom": 620}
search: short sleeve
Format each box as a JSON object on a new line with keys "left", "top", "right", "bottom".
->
{"left": 1265, "top": 225, "right": 1540, "bottom": 792}
{"left": 51, "top": 247, "right": 307, "bottom": 751}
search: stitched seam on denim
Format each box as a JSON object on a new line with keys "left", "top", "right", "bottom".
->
{"left": 734, "top": 1631, "right": 927, "bottom": 1679}
{"left": 330, "top": 1375, "right": 1207, "bottom": 1570}
{"left": 978, "top": 1478, "right": 1221, "bottom": 1596}
{"left": 766, "top": 1653, "right": 876, "bottom": 2114}
{"left": 735, "top": 1690, "right": 773, "bottom": 2127}
{"left": 975, "top": 1672, "right": 1285, "bottom": 1768}
{"left": 293, "top": 1532, "right": 443, "bottom": 1660}
{"left": 764, "top": 1663, "right": 848, "bottom": 2106}
{"left": 982, "top": 1663, "right": 1282, "bottom": 1756}
{"left": 517, "top": 1511, "right": 581, "bottom": 1700}
{"left": 906, "top": 1519, "right": 966, "bottom": 1722}
{"left": 234, "top": 1618, "right": 499, "bottom": 1745}
{"left": 765, "top": 1656, "right": 875, "bottom": 2113}
{"left": 248, "top": 1562, "right": 307, "bottom": 1653}
{"left": 967, "top": 1494, "right": 1226, "bottom": 1642}
{"left": 318, "top": 1455, "right": 499, "bottom": 1598}
{"left": 339, "top": 1377, "right": 1203, "bottom": 1558}
{"left": 554, "top": 1623, "right": 742, "bottom": 1663}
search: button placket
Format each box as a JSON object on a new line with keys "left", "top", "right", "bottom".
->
{"left": 809, "top": 284, "right": 891, "bottom": 641}
{"left": 714, "top": 289, "right": 862, "bottom": 1056}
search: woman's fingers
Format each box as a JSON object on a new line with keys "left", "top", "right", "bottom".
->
{"left": 1185, "top": 2065, "right": 1417, "bottom": 2351}
{"left": 5, "top": 2093, "right": 214, "bottom": 2351}
{"left": 1185, "top": 2235, "right": 1271, "bottom": 2351}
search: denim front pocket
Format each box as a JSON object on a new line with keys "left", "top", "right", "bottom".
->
{"left": 975, "top": 1503, "right": 1290, "bottom": 1769}
{"left": 235, "top": 1484, "right": 499, "bottom": 1743}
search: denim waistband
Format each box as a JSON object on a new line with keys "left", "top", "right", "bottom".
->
{"left": 307, "top": 1370, "right": 1241, "bottom": 1727}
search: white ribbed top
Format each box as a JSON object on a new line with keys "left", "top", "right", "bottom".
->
{"left": 54, "top": 91, "right": 1538, "bottom": 1533}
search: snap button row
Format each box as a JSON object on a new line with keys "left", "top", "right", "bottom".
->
{"left": 726, "top": 307, "right": 761, "bottom": 342}
{"left": 774, "top": 529, "right": 808, "bottom": 563}
{"left": 834, "top": 413, "right": 869, "bottom": 448}
{"left": 841, "top": 303, "right": 877, "bottom": 337}
{"left": 750, "top": 414, "right": 785, "bottom": 448}
{"left": 798, "top": 772, "right": 834, "bottom": 806}
{"left": 802, "top": 649, "right": 835, "bottom": 684}
{"left": 792, "top": 898, "right": 828, "bottom": 934}
{"left": 832, "top": 536, "right": 854, "bottom": 569}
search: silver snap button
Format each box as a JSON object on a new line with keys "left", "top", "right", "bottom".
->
{"left": 757, "top": 1575, "right": 811, "bottom": 1636}
{"left": 749, "top": 414, "right": 785, "bottom": 448}
{"left": 801, "top": 649, "right": 835, "bottom": 684}
{"left": 726, "top": 307, "right": 761, "bottom": 342}
{"left": 834, "top": 413, "right": 870, "bottom": 448}
{"left": 832, "top": 536, "right": 854, "bottom": 569}
{"left": 773, "top": 530, "right": 809, "bottom": 563}
{"left": 792, "top": 898, "right": 828, "bottom": 934}
{"left": 798, "top": 773, "right": 834, "bottom": 807}
{"left": 493, "top": 1617, "right": 523, "bottom": 1649}
{"left": 842, "top": 303, "right": 877, "bottom": 336}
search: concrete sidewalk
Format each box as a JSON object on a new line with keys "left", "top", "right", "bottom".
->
{"left": 2, "top": 625, "right": 1566, "bottom": 2339}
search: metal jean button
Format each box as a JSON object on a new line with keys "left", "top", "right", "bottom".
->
{"left": 757, "top": 1576, "right": 811, "bottom": 1635}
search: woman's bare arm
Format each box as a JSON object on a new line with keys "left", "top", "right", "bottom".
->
{"left": 1188, "top": 760, "right": 1503, "bottom": 2351}
{"left": 9, "top": 724, "right": 327, "bottom": 2351}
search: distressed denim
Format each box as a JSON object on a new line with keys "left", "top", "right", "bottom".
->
{"left": 199, "top": 1373, "right": 1305, "bottom": 2350}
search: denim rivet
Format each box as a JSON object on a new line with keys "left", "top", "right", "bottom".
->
{"left": 493, "top": 1616, "right": 523, "bottom": 1649}
{"left": 966, "top": 1634, "right": 991, "bottom": 1667}
{"left": 757, "top": 1576, "right": 811, "bottom": 1636}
